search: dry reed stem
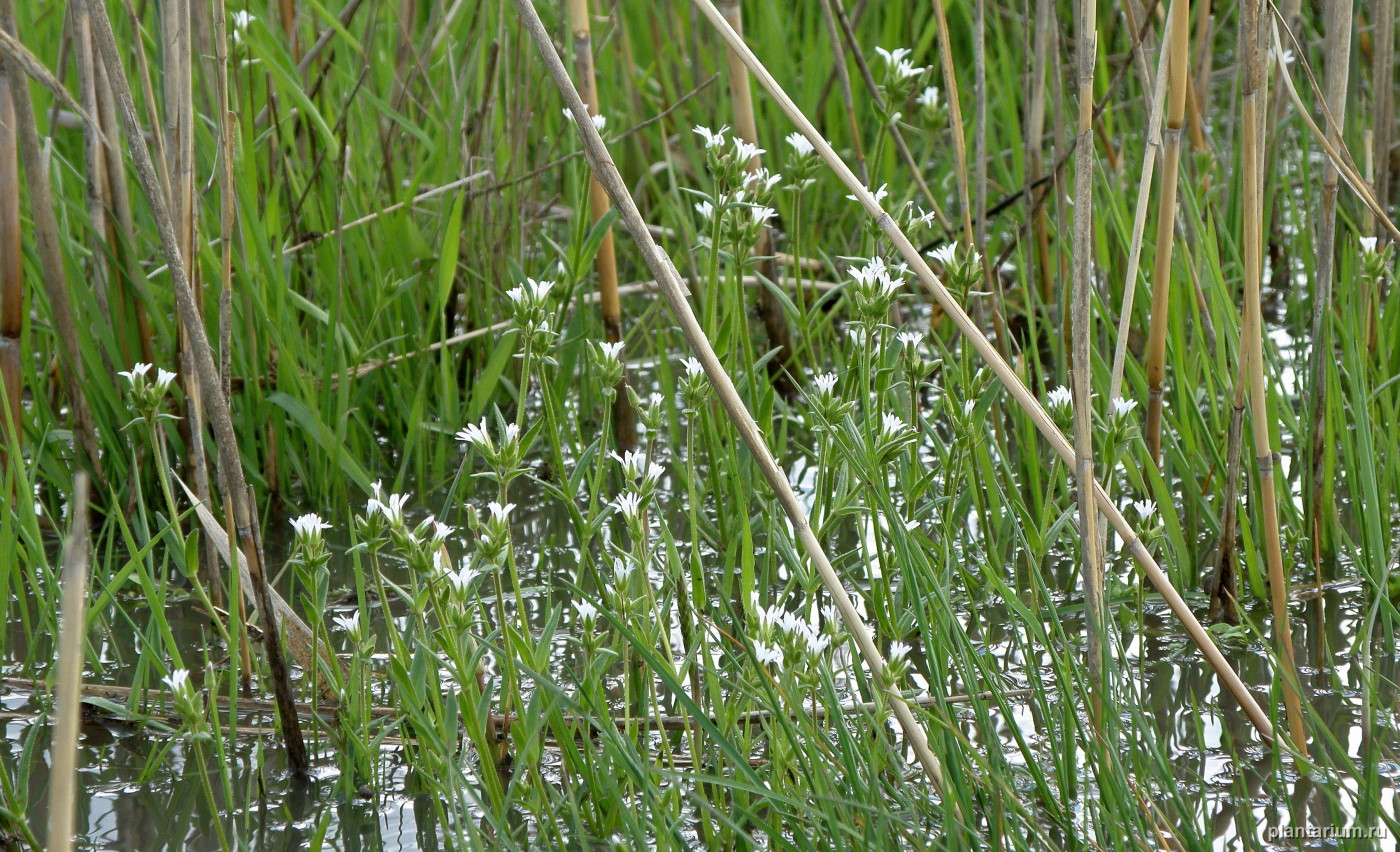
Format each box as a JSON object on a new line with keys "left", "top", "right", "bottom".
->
{"left": 1371, "top": 0, "right": 1394, "bottom": 242}
{"left": 930, "top": 0, "right": 975, "bottom": 245}
{"left": 0, "top": 0, "right": 105, "bottom": 484}
{"left": 1240, "top": 0, "right": 1307, "bottom": 757}
{"left": 94, "top": 41, "right": 154, "bottom": 366}
{"left": 74, "top": 4, "right": 115, "bottom": 357}
{"left": 826, "top": 0, "right": 945, "bottom": 223}
{"left": 1026, "top": 0, "right": 1052, "bottom": 303}
{"left": 816, "top": 0, "right": 868, "bottom": 186}
{"left": 1307, "top": 0, "right": 1354, "bottom": 575}
{"left": 1108, "top": 19, "right": 1172, "bottom": 402}
{"left": 512, "top": 0, "right": 956, "bottom": 797}
{"left": 716, "top": 0, "right": 799, "bottom": 399}
{"left": 1143, "top": 0, "right": 1189, "bottom": 467}
{"left": 568, "top": 0, "right": 637, "bottom": 446}
{"left": 47, "top": 474, "right": 89, "bottom": 852}
{"left": 85, "top": 0, "right": 311, "bottom": 773}
{"left": 1071, "top": 0, "right": 1105, "bottom": 731}
{"left": 690, "top": 0, "right": 1277, "bottom": 745}
{"left": 0, "top": 62, "right": 19, "bottom": 487}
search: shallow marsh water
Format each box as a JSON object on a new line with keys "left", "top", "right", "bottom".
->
{"left": 6, "top": 495, "right": 1398, "bottom": 850}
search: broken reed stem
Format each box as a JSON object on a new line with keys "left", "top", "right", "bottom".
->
{"left": 716, "top": 0, "right": 799, "bottom": 400}
{"left": 1026, "top": 0, "right": 1052, "bottom": 304}
{"left": 94, "top": 36, "right": 155, "bottom": 367}
{"left": 1239, "top": 0, "right": 1307, "bottom": 757}
{"left": 1108, "top": 28, "right": 1171, "bottom": 402}
{"left": 0, "top": 0, "right": 106, "bottom": 486}
{"left": 1070, "top": 0, "right": 1105, "bottom": 732}
{"left": 929, "top": 0, "right": 976, "bottom": 245}
{"left": 0, "top": 56, "right": 20, "bottom": 490}
{"left": 1371, "top": 0, "right": 1394, "bottom": 243}
{"left": 511, "top": 0, "right": 955, "bottom": 796}
{"left": 826, "top": 0, "right": 946, "bottom": 224}
{"left": 74, "top": 3, "right": 115, "bottom": 362}
{"left": 1209, "top": 358, "right": 1247, "bottom": 624}
{"left": 84, "top": 0, "right": 311, "bottom": 774}
{"left": 566, "top": 0, "right": 637, "bottom": 449}
{"left": 1143, "top": 0, "right": 1189, "bottom": 467}
{"left": 1307, "top": 0, "right": 1354, "bottom": 574}
{"left": 688, "top": 0, "right": 1277, "bottom": 746}
{"left": 47, "top": 474, "right": 89, "bottom": 852}
{"left": 815, "top": 0, "right": 868, "bottom": 186}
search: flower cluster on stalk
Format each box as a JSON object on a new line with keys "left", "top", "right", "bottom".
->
{"left": 691, "top": 125, "right": 783, "bottom": 252}
{"left": 457, "top": 415, "right": 528, "bottom": 484}
{"left": 805, "top": 372, "right": 855, "bottom": 432}
{"left": 119, "top": 362, "right": 178, "bottom": 419}
{"left": 676, "top": 356, "right": 711, "bottom": 413}
{"left": 290, "top": 513, "right": 332, "bottom": 570}
{"left": 1360, "top": 236, "right": 1391, "bottom": 281}
{"left": 505, "top": 278, "right": 558, "bottom": 350}
{"left": 874, "top": 46, "right": 930, "bottom": 118}
{"left": 752, "top": 597, "right": 835, "bottom": 679}
{"left": 846, "top": 256, "right": 906, "bottom": 321}
{"left": 783, "top": 132, "right": 820, "bottom": 189}
{"left": 929, "top": 242, "right": 984, "bottom": 297}
{"left": 589, "top": 340, "right": 626, "bottom": 398}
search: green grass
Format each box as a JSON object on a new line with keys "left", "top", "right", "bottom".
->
{"left": 2, "top": 1, "right": 1399, "bottom": 849}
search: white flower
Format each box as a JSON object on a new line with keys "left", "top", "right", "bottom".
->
{"left": 154, "top": 368, "right": 178, "bottom": 392}
{"left": 613, "top": 492, "right": 644, "bottom": 522}
{"left": 693, "top": 124, "right": 729, "bottom": 149}
{"left": 290, "top": 513, "right": 331, "bottom": 537}
{"left": 811, "top": 372, "right": 839, "bottom": 396}
{"left": 962, "top": 399, "right": 977, "bottom": 417}
{"left": 648, "top": 392, "right": 664, "bottom": 406}
{"left": 731, "top": 139, "right": 765, "bottom": 163}
{"left": 1361, "top": 236, "right": 1379, "bottom": 254}
{"left": 231, "top": 10, "right": 253, "bottom": 29}
{"left": 916, "top": 86, "right": 940, "bottom": 109}
{"left": 754, "top": 642, "right": 784, "bottom": 667}
{"left": 612, "top": 450, "right": 663, "bottom": 485}
{"left": 1046, "top": 386, "right": 1072, "bottom": 412}
{"left": 750, "top": 206, "right": 777, "bottom": 226}
{"left": 846, "top": 183, "right": 890, "bottom": 204}
{"left": 574, "top": 599, "right": 599, "bottom": 626}
{"left": 1111, "top": 397, "right": 1139, "bottom": 419}
{"left": 802, "top": 629, "right": 830, "bottom": 656}
{"left": 613, "top": 558, "right": 638, "bottom": 584}
{"left": 821, "top": 604, "right": 842, "bottom": 624}
{"left": 888, "top": 641, "right": 912, "bottom": 661}
{"left": 874, "top": 46, "right": 913, "bottom": 67}
{"left": 597, "top": 340, "right": 625, "bottom": 360}
{"left": 524, "top": 277, "right": 554, "bottom": 302}
{"left": 909, "top": 207, "right": 937, "bottom": 228}
{"left": 695, "top": 200, "right": 715, "bottom": 219}
{"left": 119, "top": 362, "right": 153, "bottom": 383}
{"left": 456, "top": 419, "right": 492, "bottom": 449}
{"left": 367, "top": 492, "right": 409, "bottom": 525}
{"left": 432, "top": 520, "right": 453, "bottom": 542}
{"left": 486, "top": 501, "right": 515, "bottom": 524}
{"left": 1131, "top": 499, "right": 1157, "bottom": 522}
{"left": 930, "top": 244, "right": 959, "bottom": 267}
{"left": 333, "top": 611, "right": 361, "bottom": 641}
{"left": 785, "top": 132, "right": 814, "bottom": 157}
{"left": 163, "top": 668, "right": 192, "bottom": 694}
{"left": 880, "top": 413, "right": 909, "bottom": 440}
{"left": 445, "top": 563, "right": 480, "bottom": 593}
{"left": 897, "top": 331, "right": 923, "bottom": 349}
{"left": 744, "top": 169, "right": 782, "bottom": 193}
{"left": 561, "top": 108, "right": 607, "bottom": 131}
{"left": 680, "top": 356, "right": 704, "bottom": 379}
